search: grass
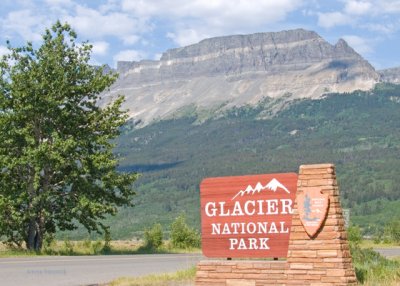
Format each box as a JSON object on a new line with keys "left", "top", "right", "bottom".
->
{"left": 360, "top": 240, "right": 400, "bottom": 249}
{"left": 107, "top": 248, "right": 400, "bottom": 286}
{"left": 0, "top": 243, "right": 38, "bottom": 257}
{"left": 106, "top": 266, "right": 196, "bottom": 286}
{"left": 2, "top": 239, "right": 398, "bottom": 285}
{"left": 352, "top": 246, "right": 400, "bottom": 285}
{"left": 0, "top": 240, "right": 201, "bottom": 257}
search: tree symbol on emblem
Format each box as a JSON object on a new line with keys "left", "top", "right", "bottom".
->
{"left": 303, "top": 193, "right": 318, "bottom": 222}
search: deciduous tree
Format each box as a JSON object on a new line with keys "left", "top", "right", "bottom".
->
{"left": 0, "top": 22, "right": 137, "bottom": 251}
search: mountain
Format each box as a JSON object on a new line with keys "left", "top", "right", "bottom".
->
{"left": 64, "top": 83, "right": 400, "bottom": 240}
{"left": 101, "top": 29, "right": 379, "bottom": 126}
{"left": 65, "top": 29, "right": 400, "bottom": 240}
{"left": 77, "top": 83, "right": 399, "bottom": 240}
{"left": 379, "top": 67, "right": 400, "bottom": 83}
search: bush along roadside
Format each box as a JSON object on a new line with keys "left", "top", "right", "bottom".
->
{"left": 170, "top": 214, "right": 201, "bottom": 249}
{"left": 142, "top": 223, "right": 163, "bottom": 251}
{"left": 348, "top": 226, "right": 400, "bottom": 285}
{"left": 138, "top": 214, "right": 201, "bottom": 252}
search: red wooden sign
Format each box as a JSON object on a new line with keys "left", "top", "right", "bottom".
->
{"left": 200, "top": 173, "right": 297, "bottom": 258}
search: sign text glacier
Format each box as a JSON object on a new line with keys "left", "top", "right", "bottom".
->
{"left": 200, "top": 173, "right": 297, "bottom": 258}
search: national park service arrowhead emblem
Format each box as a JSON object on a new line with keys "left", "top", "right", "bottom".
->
{"left": 298, "top": 188, "right": 329, "bottom": 237}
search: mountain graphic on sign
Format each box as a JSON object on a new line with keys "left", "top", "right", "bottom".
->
{"left": 231, "top": 178, "right": 290, "bottom": 200}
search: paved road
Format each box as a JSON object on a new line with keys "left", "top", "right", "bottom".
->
{"left": 0, "top": 254, "right": 203, "bottom": 286}
{"left": 374, "top": 247, "right": 400, "bottom": 258}
{"left": 1, "top": 249, "right": 398, "bottom": 286}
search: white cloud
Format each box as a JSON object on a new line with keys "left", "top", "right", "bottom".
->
{"left": 315, "top": 1, "right": 400, "bottom": 33}
{"left": 362, "top": 22, "right": 397, "bottom": 34}
{"left": 167, "top": 29, "right": 210, "bottom": 47}
{"left": 122, "top": 0, "right": 303, "bottom": 45}
{"left": 91, "top": 41, "right": 109, "bottom": 56}
{"left": 45, "top": 0, "right": 73, "bottom": 8}
{"left": 317, "top": 11, "right": 352, "bottom": 28}
{"left": 1, "top": 9, "right": 48, "bottom": 42}
{"left": 377, "top": 0, "right": 400, "bottom": 13}
{"left": 344, "top": 1, "right": 372, "bottom": 15}
{"left": 342, "top": 35, "right": 373, "bottom": 54}
{"left": 121, "top": 0, "right": 159, "bottom": 16}
{"left": 63, "top": 5, "right": 143, "bottom": 39}
{"left": 122, "top": 35, "right": 140, "bottom": 45}
{"left": 99, "top": 0, "right": 120, "bottom": 13}
{"left": 341, "top": 0, "right": 400, "bottom": 16}
{"left": 1, "top": 0, "right": 398, "bottom": 69}
{"left": 122, "top": 0, "right": 302, "bottom": 22}
{"left": 113, "top": 49, "right": 147, "bottom": 63}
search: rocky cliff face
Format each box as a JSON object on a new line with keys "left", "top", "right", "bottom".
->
{"left": 379, "top": 67, "right": 400, "bottom": 83}
{"left": 102, "top": 29, "right": 379, "bottom": 125}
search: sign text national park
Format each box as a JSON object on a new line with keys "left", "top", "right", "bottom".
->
{"left": 200, "top": 173, "right": 297, "bottom": 258}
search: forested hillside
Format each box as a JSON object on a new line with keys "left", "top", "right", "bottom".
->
{"left": 67, "top": 83, "right": 400, "bottom": 239}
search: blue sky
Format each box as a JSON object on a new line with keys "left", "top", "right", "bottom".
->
{"left": 1, "top": 0, "right": 399, "bottom": 69}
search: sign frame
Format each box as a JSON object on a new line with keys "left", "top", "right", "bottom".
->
{"left": 200, "top": 172, "right": 298, "bottom": 258}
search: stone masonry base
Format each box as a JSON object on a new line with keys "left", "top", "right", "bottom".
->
{"left": 195, "top": 164, "right": 357, "bottom": 286}
{"left": 196, "top": 260, "right": 287, "bottom": 286}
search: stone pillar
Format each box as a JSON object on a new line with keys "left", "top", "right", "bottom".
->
{"left": 285, "top": 164, "right": 357, "bottom": 285}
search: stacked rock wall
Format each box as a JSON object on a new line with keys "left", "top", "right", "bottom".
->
{"left": 195, "top": 164, "right": 357, "bottom": 286}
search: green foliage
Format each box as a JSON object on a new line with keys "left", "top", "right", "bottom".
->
{"left": 372, "top": 231, "right": 383, "bottom": 245}
{"left": 354, "top": 266, "right": 367, "bottom": 284}
{"left": 351, "top": 245, "right": 400, "bottom": 284}
{"left": 42, "top": 234, "right": 57, "bottom": 254}
{"left": 99, "top": 83, "right": 399, "bottom": 239}
{"left": 81, "top": 238, "right": 92, "bottom": 249}
{"left": 170, "top": 214, "right": 200, "bottom": 249}
{"left": 143, "top": 223, "right": 163, "bottom": 250}
{"left": 108, "top": 266, "right": 196, "bottom": 286}
{"left": 62, "top": 239, "right": 74, "bottom": 255}
{"left": 41, "top": 238, "right": 110, "bottom": 255}
{"left": 352, "top": 200, "right": 400, "bottom": 236}
{"left": 384, "top": 220, "right": 400, "bottom": 244}
{"left": 92, "top": 240, "right": 104, "bottom": 254}
{"left": 348, "top": 225, "right": 363, "bottom": 247}
{"left": 0, "top": 21, "right": 137, "bottom": 250}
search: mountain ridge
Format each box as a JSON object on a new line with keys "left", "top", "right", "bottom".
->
{"left": 91, "top": 83, "right": 400, "bottom": 239}
{"left": 379, "top": 67, "right": 400, "bottom": 83}
{"left": 101, "top": 29, "right": 380, "bottom": 126}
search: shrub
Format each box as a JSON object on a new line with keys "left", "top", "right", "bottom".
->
{"left": 62, "top": 239, "right": 74, "bottom": 255}
{"left": 82, "top": 239, "right": 92, "bottom": 250}
{"left": 355, "top": 266, "right": 367, "bottom": 284}
{"left": 144, "top": 223, "right": 163, "bottom": 250}
{"left": 384, "top": 220, "right": 400, "bottom": 244}
{"left": 42, "top": 234, "right": 56, "bottom": 254}
{"left": 347, "top": 225, "right": 362, "bottom": 246}
{"left": 92, "top": 240, "right": 103, "bottom": 254}
{"left": 351, "top": 245, "right": 400, "bottom": 284}
{"left": 372, "top": 229, "right": 382, "bottom": 244}
{"left": 170, "top": 214, "right": 200, "bottom": 249}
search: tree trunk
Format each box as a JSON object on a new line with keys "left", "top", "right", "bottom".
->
{"left": 26, "top": 218, "right": 44, "bottom": 251}
{"left": 35, "top": 215, "right": 45, "bottom": 250}
{"left": 26, "top": 214, "right": 45, "bottom": 251}
{"left": 27, "top": 218, "right": 37, "bottom": 250}
{"left": 34, "top": 231, "right": 42, "bottom": 251}
{"left": 27, "top": 166, "right": 37, "bottom": 251}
